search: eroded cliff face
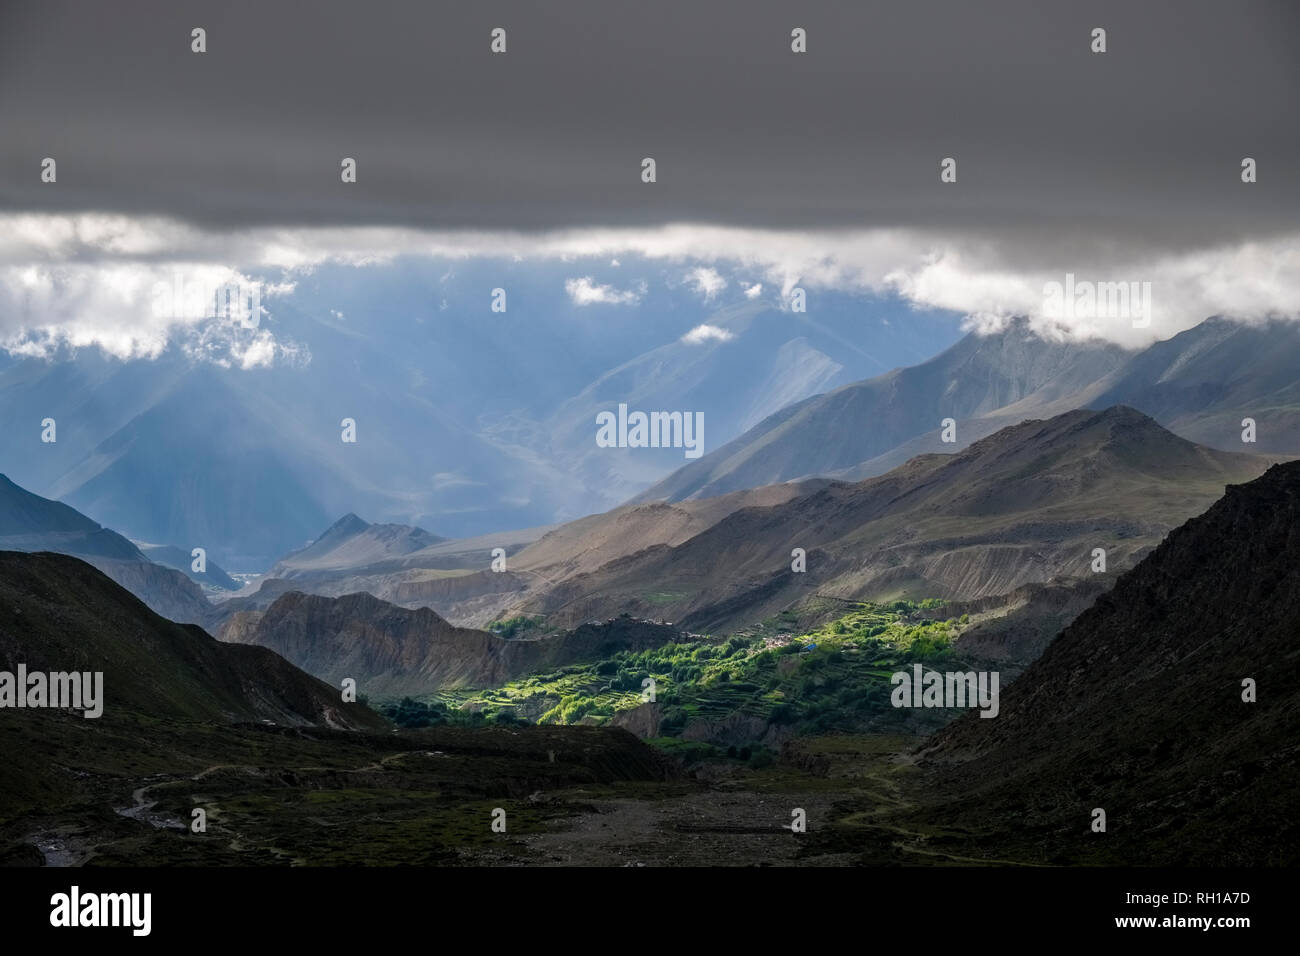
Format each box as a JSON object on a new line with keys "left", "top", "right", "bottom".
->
{"left": 221, "top": 590, "right": 686, "bottom": 698}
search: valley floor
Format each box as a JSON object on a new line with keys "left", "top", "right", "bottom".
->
{"left": 1, "top": 717, "right": 1037, "bottom": 867}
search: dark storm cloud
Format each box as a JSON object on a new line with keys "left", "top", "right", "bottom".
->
{"left": 0, "top": 0, "right": 1296, "bottom": 252}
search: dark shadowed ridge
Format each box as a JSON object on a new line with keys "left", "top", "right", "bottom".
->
{"left": 0, "top": 551, "right": 387, "bottom": 731}
{"left": 915, "top": 460, "right": 1300, "bottom": 865}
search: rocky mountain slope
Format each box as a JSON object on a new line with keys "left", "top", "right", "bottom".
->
{"left": 1088, "top": 316, "right": 1300, "bottom": 455}
{"left": 208, "top": 480, "right": 824, "bottom": 629}
{"left": 507, "top": 406, "right": 1273, "bottom": 632}
{"left": 215, "top": 407, "right": 1273, "bottom": 648}
{"left": 914, "top": 460, "right": 1300, "bottom": 865}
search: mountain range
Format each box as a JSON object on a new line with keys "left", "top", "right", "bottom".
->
{"left": 508, "top": 406, "right": 1274, "bottom": 632}
{"left": 0, "top": 269, "right": 959, "bottom": 567}
{"left": 222, "top": 406, "right": 1273, "bottom": 647}
{"left": 638, "top": 316, "right": 1300, "bottom": 503}
{"left": 7, "top": 311, "right": 1294, "bottom": 576}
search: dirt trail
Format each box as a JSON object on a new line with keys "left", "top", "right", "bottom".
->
{"left": 109, "top": 752, "right": 430, "bottom": 864}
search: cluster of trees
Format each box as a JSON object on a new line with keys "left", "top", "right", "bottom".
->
{"left": 488, "top": 615, "right": 545, "bottom": 639}
{"left": 378, "top": 697, "right": 522, "bottom": 727}
{"left": 905, "top": 633, "right": 954, "bottom": 661}
{"left": 593, "top": 658, "right": 654, "bottom": 691}
{"left": 378, "top": 697, "right": 452, "bottom": 727}
{"left": 404, "top": 601, "right": 968, "bottom": 738}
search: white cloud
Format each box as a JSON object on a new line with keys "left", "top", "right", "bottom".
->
{"left": 744, "top": 282, "right": 763, "bottom": 299}
{"left": 686, "top": 266, "right": 727, "bottom": 302}
{"left": 0, "top": 258, "right": 302, "bottom": 363}
{"left": 0, "top": 213, "right": 1297, "bottom": 354}
{"left": 564, "top": 276, "right": 644, "bottom": 306}
{"left": 680, "top": 324, "right": 736, "bottom": 345}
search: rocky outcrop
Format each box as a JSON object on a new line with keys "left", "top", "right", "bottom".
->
{"left": 610, "top": 702, "right": 662, "bottom": 739}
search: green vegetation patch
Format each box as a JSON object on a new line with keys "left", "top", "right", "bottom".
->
{"left": 386, "top": 601, "right": 974, "bottom": 740}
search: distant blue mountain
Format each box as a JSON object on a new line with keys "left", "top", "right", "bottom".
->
{"left": 0, "top": 258, "right": 962, "bottom": 568}
{"left": 0, "top": 472, "right": 212, "bottom": 624}
{"left": 137, "top": 544, "right": 241, "bottom": 591}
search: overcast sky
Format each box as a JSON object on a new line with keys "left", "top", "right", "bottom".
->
{"left": 0, "top": 0, "right": 1297, "bottom": 354}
